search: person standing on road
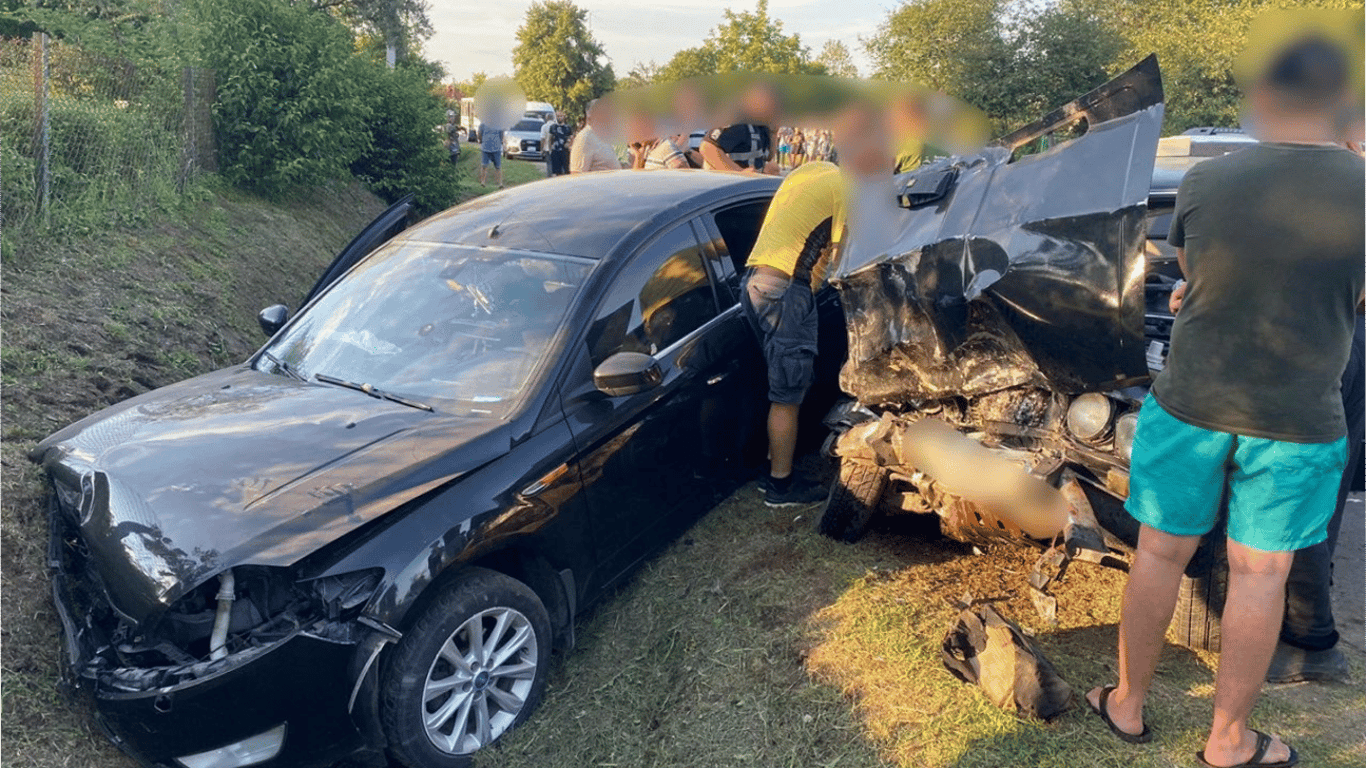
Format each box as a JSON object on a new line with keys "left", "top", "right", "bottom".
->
{"left": 741, "top": 161, "right": 846, "bottom": 506}
{"left": 478, "top": 123, "right": 505, "bottom": 188}
{"left": 1087, "top": 32, "right": 1364, "bottom": 768}
{"left": 570, "top": 99, "right": 623, "bottom": 173}
{"left": 545, "top": 110, "right": 573, "bottom": 177}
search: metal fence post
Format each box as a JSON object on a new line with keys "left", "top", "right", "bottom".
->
{"left": 32, "top": 31, "right": 50, "bottom": 229}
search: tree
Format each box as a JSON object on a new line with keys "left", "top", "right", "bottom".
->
{"left": 511, "top": 1, "right": 615, "bottom": 124}
{"left": 313, "top": 0, "right": 434, "bottom": 67}
{"left": 658, "top": 0, "right": 824, "bottom": 82}
{"left": 618, "top": 60, "right": 663, "bottom": 90}
{"left": 1054, "top": 0, "right": 1361, "bottom": 132}
{"left": 816, "top": 40, "right": 859, "bottom": 78}
{"left": 864, "top": 0, "right": 1002, "bottom": 92}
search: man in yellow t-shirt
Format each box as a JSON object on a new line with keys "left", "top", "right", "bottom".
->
{"left": 741, "top": 160, "right": 846, "bottom": 506}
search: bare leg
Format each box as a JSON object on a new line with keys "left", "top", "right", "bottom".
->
{"left": 479, "top": 163, "right": 487, "bottom": 186}
{"left": 1202, "top": 539, "right": 1295, "bottom": 766}
{"left": 496, "top": 167, "right": 504, "bottom": 188}
{"left": 1088, "top": 525, "right": 1201, "bottom": 735}
{"left": 767, "top": 402, "right": 800, "bottom": 479}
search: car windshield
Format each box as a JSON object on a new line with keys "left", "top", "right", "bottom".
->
{"left": 258, "top": 242, "right": 592, "bottom": 418}
{"left": 512, "top": 119, "right": 543, "bottom": 133}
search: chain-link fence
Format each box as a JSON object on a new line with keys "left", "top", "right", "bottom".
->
{"left": 1, "top": 33, "right": 215, "bottom": 250}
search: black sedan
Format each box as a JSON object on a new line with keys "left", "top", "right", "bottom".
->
{"left": 33, "top": 171, "right": 803, "bottom": 768}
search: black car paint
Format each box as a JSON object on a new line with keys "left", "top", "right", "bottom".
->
{"left": 36, "top": 170, "right": 784, "bottom": 768}
{"left": 836, "top": 56, "right": 1164, "bottom": 405}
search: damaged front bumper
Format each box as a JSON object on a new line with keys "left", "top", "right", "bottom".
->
{"left": 47, "top": 495, "right": 380, "bottom": 768}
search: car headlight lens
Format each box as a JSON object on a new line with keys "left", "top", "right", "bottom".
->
{"left": 1066, "top": 393, "right": 1114, "bottom": 442}
{"left": 1114, "top": 411, "right": 1139, "bottom": 462}
{"left": 177, "top": 724, "right": 286, "bottom": 768}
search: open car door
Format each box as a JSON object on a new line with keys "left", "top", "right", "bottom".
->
{"left": 302, "top": 193, "right": 414, "bottom": 307}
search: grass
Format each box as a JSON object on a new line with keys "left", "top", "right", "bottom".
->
{"left": 449, "top": 140, "right": 549, "bottom": 203}
{"left": 2, "top": 162, "right": 1362, "bottom": 768}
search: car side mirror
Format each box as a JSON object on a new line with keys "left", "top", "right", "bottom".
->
{"left": 593, "top": 352, "right": 662, "bottom": 397}
{"left": 257, "top": 305, "right": 290, "bottom": 337}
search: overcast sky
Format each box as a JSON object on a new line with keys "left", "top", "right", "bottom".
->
{"left": 424, "top": 0, "right": 895, "bottom": 84}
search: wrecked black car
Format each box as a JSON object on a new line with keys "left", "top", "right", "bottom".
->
{"left": 33, "top": 170, "right": 793, "bottom": 768}
{"left": 817, "top": 57, "right": 1230, "bottom": 637}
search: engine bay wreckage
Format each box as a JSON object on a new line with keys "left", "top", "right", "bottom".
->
{"left": 824, "top": 57, "right": 1165, "bottom": 617}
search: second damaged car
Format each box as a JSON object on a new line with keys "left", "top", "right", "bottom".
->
{"left": 818, "top": 57, "right": 1229, "bottom": 639}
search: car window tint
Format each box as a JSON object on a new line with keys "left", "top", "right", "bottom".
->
{"left": 586, "top": 224, "right": 717, "bottom": 366}
{"left": 513, "top": 120, "right": 543, "bottom": 132}
{"left": 711, "top": 200, "right": 771, "bottom": 275}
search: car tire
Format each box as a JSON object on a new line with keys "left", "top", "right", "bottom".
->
{"left": 381, "top": 567, "right": 552, "bottom": 768}
{"left": 818, "top": 459, "right": 886, "bottom": 543}
{"left": 1173, "top": 537, "right": 1227, "bottom": 653}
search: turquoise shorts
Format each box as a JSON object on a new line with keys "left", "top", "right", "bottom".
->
{"left": 1125, "top": 393, "right": 1346, "bottom": 552}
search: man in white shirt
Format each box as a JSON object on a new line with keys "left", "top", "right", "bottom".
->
{"left": 570, "top": 99, "right": 623, "bottom": 173}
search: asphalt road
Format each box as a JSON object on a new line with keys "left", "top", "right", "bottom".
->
{"left": 1334, "top": 493, "right": 1364, "bottom": 653}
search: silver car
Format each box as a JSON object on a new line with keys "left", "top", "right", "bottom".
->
{"left": 503, "top": 117, "right": 548, "bottom": 160}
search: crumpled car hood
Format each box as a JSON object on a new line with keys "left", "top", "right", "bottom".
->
{"left": 34, "top": 365, "right": 508, "bottom": 625}
{"left": 835, "top": 56, "right": 1164, "bottom": 404}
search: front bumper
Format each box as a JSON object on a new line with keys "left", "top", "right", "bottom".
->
{"left": 86, "top": 631, "right": 364, "bottom": 768}
{"left": 48, "top": 495, "right": 370, "bottom": 768}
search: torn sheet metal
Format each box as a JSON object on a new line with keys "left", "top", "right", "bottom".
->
{"left": 835, "top": 56, "right": 1164, "bottom": 404}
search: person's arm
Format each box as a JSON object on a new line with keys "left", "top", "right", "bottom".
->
{"left": 569, "top": 137, "right": 588, "bottom": 173}
{"left": 699, "top": 140, "right": 745, "bottom": 172}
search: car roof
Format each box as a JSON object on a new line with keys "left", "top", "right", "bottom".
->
{"left": 397, "top": 170, "right": 781, "bottom": 260}
{"left": 1151, "top": 128, "right": 1258, "bottom": 197}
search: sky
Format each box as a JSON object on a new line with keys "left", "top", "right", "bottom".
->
{"left": 424, "top": 0, "right": 895, "bottom": 85}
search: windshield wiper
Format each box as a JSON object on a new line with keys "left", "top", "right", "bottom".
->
{"left": 260, "top": 350, "right": 305, "bottom": 382}
{"left": 314, "top": 373, "right": 434, "bottom": 412}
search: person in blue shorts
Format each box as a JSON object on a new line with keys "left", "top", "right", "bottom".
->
{"left": 1086, "top": 27, "right": 1363, "bottom": 768}
{"left": 479, "top": 124, "right": 504, "bottom": 188}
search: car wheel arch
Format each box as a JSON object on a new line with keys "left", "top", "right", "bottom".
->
{"left": 390, "top": 546, "right": 574, "bottom": 651}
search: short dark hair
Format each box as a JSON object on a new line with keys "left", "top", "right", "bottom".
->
{"left": 1262, "top": 36, "right": 1351, "bottom": 111}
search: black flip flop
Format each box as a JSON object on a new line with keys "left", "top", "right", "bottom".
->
{"left": 1196, "top": 730, "right": 1299, "bottom": 768}
{"left": 1087, "top": 685, "right": 1153, "bottom": 744}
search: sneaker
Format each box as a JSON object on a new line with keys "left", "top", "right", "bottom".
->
{"left": 1266, "top": 641, "right": 1350, "bottom": 684}
{"left": 762, "top": 476, "right": 828, "bottom": 507}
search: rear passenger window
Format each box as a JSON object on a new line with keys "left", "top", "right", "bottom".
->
{"left": 586, "top": 224, "right": 718, "bottom": 366}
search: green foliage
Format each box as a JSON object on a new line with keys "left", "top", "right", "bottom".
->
{"left": 512, "top": 1, "right": 614, "bottom": 125}
{"left": 350, "top": 61, "right": 459, "bottom": 215}
{"left": 659, "top": 0, "right": 825, "bottom": 82}
{"left": 865, "top": 0, "right": 1002, "bottom": 91}
{"left": 195, "top": 0, "right": 372, "bottom": 194}
{"left": 815, "top": 40, "right": 858, "bottom": 79}
{"left": 958, "top": 1, "right": 1123, "bottom": 131}
{"left": 617, "top": 60, "right": 662, "bottom": 90}
{"left": 1067, "top": 0, "right": 1364, "bottom": 133}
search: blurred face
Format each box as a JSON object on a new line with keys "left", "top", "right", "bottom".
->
{"left": 834, "top": 103, "right": 891, "bottom": 177}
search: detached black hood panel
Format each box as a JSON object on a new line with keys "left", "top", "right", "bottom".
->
{"left": 34, "top": 366, "right": 506, "bottom": 624}
{"left": 836, "top": 56, "right": 1163, "bottom": 404}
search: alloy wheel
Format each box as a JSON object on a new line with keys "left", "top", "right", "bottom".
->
{"left": 420, "top": 606, "right": 539, "bottom": 755}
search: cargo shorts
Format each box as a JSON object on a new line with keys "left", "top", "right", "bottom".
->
{"left": 741, "top": 269, "right": 818, "bottom": 405}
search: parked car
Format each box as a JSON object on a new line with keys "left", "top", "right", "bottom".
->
{"left": 35, "top": 171, "right": 802, "bottom": 768}
{"left": 503, "top": 117, "right": 549, "bottom": 160}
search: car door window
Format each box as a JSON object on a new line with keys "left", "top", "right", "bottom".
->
{"left": 710, "top": 200, "right": 771, "bottom": 276}
{"left": 585, "top": 223, "right": 718, "bottom": 366}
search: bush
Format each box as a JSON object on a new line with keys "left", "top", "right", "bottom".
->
{"left": 351, "top": 62, "right": 459, "bottom": 217}
{"left": 196, "top": 0, "right": 372, "bottom": 195}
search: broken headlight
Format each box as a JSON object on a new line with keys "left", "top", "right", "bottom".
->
{"left": 1066, "top": 393, "right": 1114, "bottom": 442}
{"left": 1114, "top": 411, "right": 1139, "bottom": 463}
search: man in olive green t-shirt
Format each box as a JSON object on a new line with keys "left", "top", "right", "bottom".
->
{"left": 1087, "top": 33, "right": 1364, "bottom": 768}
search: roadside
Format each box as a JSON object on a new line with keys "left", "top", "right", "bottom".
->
{"left": 476, "top": 488, "right": 1364, "bottom": 768}
{"left": 1, "top": 179, "right": 389, "bottom": 768}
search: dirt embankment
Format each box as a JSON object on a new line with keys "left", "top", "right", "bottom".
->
{"left": 0, "top": 180, "right": 386, "bottom": 768}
